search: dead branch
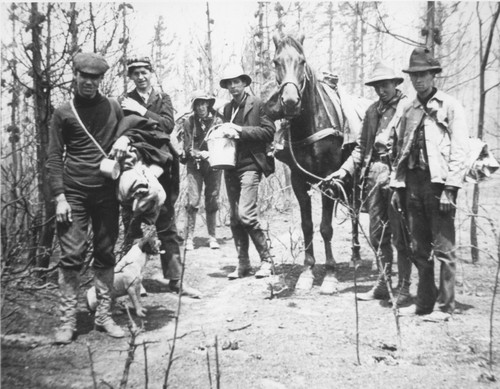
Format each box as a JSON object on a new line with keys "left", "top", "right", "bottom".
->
{"left": 86, "top": 341, "right": 98, "bottom": 389}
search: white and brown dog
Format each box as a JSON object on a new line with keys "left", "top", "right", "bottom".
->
{"left": 86, "top": 236, "right": 162, "bottom": 317}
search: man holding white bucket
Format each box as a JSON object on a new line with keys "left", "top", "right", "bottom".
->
{"left": 218, "top": 65, "right": 276, "bottom": 279}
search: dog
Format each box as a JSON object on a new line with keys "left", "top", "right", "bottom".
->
{"left": 86, "top": 236, "right": 162, "bottom": 317}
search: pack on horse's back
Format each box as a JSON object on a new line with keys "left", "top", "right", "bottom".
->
{"left": 265, "top": 34, "right": 370, "bottom": 294}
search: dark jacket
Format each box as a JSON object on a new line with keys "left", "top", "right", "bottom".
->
{"left": 183, "top": 110, "right": 224, "bottom": 158}
{"left": 222, "top": 94, "right": 275, "bottom": 177}
{"left": 126, "top": 88, "right": 175, "bottom": 135}
{"left": 124, "top": 88, "right": 179, "bottom": 202}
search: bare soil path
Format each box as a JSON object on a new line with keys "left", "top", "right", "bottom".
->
{"left": 2, "top": 179, "right": 500, "bottom": 389}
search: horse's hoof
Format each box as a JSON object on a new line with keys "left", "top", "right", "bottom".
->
{"left": 295, "top": 269, "right": 314, "bottom": 291}
{"left": 320, "top": 274, "right": 338, "bottom": 295}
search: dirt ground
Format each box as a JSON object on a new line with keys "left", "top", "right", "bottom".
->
{"left": 2, "top": 175, "right": 500, "bottom": 389}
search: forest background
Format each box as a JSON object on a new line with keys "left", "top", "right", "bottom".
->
{"left": 1, "top": 0, "right": 499, "bottom": 325}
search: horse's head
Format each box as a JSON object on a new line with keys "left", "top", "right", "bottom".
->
{"left": 272, "top": 34, "right": 308, "bottom": 119}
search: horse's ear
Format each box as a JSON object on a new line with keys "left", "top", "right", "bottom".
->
{"left": 272, "top": 33, "right": 281, "bottom": 49}
{"left": 298, "top": 33, "right": 305, "bottom": 46}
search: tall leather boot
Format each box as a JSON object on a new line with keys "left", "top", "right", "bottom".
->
{"left": 206, "top": 211, "right": 219, "bottom": 249}
{"left": 395, "top": 251, "right": 412, "bottom": 306}
{"left": 358, "top": 256, "right": 392, "bottom": 301}
{"left": 227, "top": 226, "right": 251, "bottom": 279}
{"left": 54, "top": 268, "right": 80, "bottom": 344}
{"left": 248, "top": 228, "right": 274, "bottom": 278}
{"left": 94, "top": 268, "right": 125, "bottom": 338}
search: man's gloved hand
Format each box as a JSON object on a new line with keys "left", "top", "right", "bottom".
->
{"left": 121, "top": 97, "right": 148, "bottom": 116}
{"left": 391, "top": 190, "right": 403, "bottom": 213}
{"left": 440, "top": 187, "right": 457, "bottom": 213}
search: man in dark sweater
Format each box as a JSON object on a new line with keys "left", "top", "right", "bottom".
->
{"left": 47, "top": 53, "right": 125, "bottom": 344}
{"left": 218, "top": 65, "right": 276, "bottom": 279}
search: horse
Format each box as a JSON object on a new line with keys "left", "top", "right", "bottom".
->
{"left": 265, "top": 34, "right": 370, "bottom": 294}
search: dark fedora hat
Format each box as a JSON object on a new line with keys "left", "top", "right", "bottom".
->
{"left": 365, "top": 62, "right": 404, "bottom": 86}
{"left": 403, "top": 47, "right": 442, "bottom": 74}
{"left": 219, "top": 64, "right": 252, "bottom": 89}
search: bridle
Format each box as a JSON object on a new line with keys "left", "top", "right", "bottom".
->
{"left": 276, "top": 62, "right": 309, "bottom": 108}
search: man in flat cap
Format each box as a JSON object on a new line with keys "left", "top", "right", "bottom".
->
{"left": 391, "top": 48, "right": 469, "bottom": 319}
{"left": 182, "top": 90, "right": 224, "bottom": 251}
{"left": 47, "top": 52, "right": 125, "bottom": 343}
{"left": 218, "top": 65, "right": 276, "bottom": 279}
{"left": 329, "top": 62, "right": 413, "bottom": 306}
{"left": 119, "top": 57, "right": 200, "bottom": 298}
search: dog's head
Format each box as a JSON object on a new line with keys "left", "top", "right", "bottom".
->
{"left": 137, "top": 236, "right": 162, "bottom": 256}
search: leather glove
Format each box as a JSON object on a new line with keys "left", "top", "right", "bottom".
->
{"left": 440, "top": 187, "right": 457, "bottom": 213}
{"left": 121, "top": 97, "right": 147, "bottom": 116}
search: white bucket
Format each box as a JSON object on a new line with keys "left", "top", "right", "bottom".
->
{"left": 207, "top": 137, "right": 237, "bottom": 169}
{"left": 206, "top": 124, "right": 237, "bottom": 169}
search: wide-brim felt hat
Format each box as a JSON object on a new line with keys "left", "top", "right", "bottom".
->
{"left": 365, "top": 62, "right": 404, "bottom": 86}
{"left": 73, "top": 52, "right": 109, "bottom": 75}
{"left": 219, "top": 65, "right": 252, "bottom": 89}
{"left": 403, "top": 47, "right": 442, "bottom": 74}
{"left": 190, "top": 90, "right": 216, "bottom": 109}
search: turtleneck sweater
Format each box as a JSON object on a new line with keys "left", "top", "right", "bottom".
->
{"left": 47, "top": 92, "right": 123, "bottom": 195}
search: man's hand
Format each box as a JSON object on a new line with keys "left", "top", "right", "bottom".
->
{"left": 109, "top": 136, "right": 130, "bottom": 160}
{"left": 198, "top": 150, "right": 209, "bottom": 160}
{"left": 217, "top": 123, "right": 240, "bottom": 139}
{"left": 121, "top": 97, "right": 147, "bottom": 116}
{"left": 391, "top": 191, "right": 403, "bottom": 213}
{"left": 55, "top": 194, "right": 72, "bottom": 224}
{"left": 327, "top": 169, "right": 348, "bottom": 181}
{"left": 439, "top": 188, "right": 457, "bottom": 213}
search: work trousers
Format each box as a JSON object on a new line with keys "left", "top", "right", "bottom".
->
{"left": 225, "top": 169, "right": 271, "bottom": 262}
{"left": 405, "top": 168, "right": 456, "bottom": 313}
{"left": 185, "top": 159, "right": 222, "bottom": 214}
{"left": 57, "top": 181, "right": 119, "bottom": 271}
{"left": 365, "top": 161, "right": 412, "bottom": 282}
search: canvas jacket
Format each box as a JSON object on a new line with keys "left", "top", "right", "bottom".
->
{"left": 223, "top": 94, "right": 276, "bottom": 177}
{"left": 391, "top": 90, "right": 469, "bottom": 189}
{"left": 342, "top": 92, "right": 409, "bottom": 179}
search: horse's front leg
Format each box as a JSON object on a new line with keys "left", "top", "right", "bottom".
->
{"left": 291, "top": 173, "right": 315, "bottom": 291}
{"left": 319, "top": 194, "right": 338, "bottom": 294}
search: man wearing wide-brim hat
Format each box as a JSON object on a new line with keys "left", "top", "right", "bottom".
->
{"left": 391, "top": 47, "right": 469, "bottom": 320}
{"left": 329, "top": 61, "right": 412, "bottom": 306}
{"left": 217, "top": 65, "right": 276, "bottom": 279}
{"left": 182, "top": 90, "right": 224, "bottom": 251}
{"left": 47, "top": 52, "right": 126, "bottom": 343}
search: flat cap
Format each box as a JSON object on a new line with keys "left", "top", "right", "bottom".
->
{"left": 73, "top": 52, "right": 109, "bottom": 75}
